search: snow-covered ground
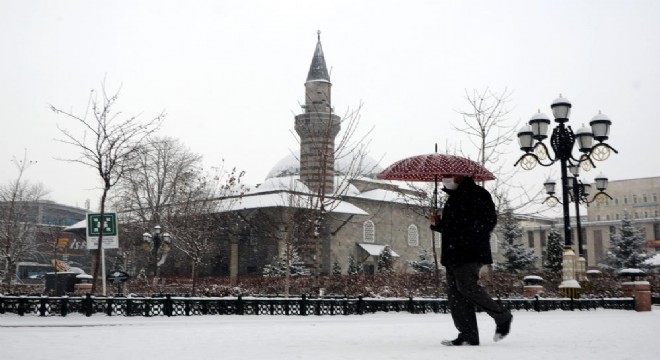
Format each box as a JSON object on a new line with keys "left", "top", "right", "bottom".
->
{"left": 1, "top": 308, "right": 658, "bottom": 360}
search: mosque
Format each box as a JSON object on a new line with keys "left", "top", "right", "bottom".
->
{"left": 216, "top": 34, "right": 437, "bottom": 278}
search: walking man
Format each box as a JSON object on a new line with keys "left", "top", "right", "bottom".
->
{"left": 430, "top": 175, "right": 512, "bottom": 346}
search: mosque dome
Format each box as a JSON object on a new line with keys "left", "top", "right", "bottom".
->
{"left": 266, "top": 152, "right": 383, "bottom": 180}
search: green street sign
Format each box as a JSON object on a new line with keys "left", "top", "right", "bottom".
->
{"left": 87, "top": 213, "right": 118, "bottom": 237}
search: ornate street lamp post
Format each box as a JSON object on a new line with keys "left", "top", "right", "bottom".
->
{"left": 142, "top": 225, "right": 172, "bottom": 281}
{"left": 543, "top": 171, "right": 613, "bottom": 281}
{"left": 515, "top": 95, "right": 617, "bottom": 297}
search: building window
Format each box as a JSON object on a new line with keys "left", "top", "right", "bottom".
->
{"left": 644, "top": 211, "right": 648, "bottom": 218}
{"left": 363, "top": 220, "right": 375, "bottom": 243}
{"left": 643, "top": 194, "right": 648, "bottom": 203}
{"left": 249, "top": 228, "right": 257, "bottom": 246}
{"left": 633, "top": 194, "right": 638, "bottom": 204}
{"left": 654, "top": 193, "right": 658, "bottom": 202}
{"left": 654, "top": 223, "right": 660, "bottom": 240}
{"left": 596, "top": 215, "right": 601, "bottom": 221}
{"left": 407, "top": 224, "right": 419, "bottom": 246}
{"left": 609, "top": 226, "right": 616, "bottom": 235}
{"left": 614, "top": 198, "right": 619, "bottom": 205}
{"left": 527, "top": 231, "right": 535, "bottom": 248}
{"left": 624, "top": 196, "right": 628, "bottom": 205}
{"left": 490, "top": 233, "right": 498, "bottom": 253}
{"left": 540, "top": 230, "right": 547, "bottom": 248}
{"left": 616, "top": 214, "right": 620, "bottom": 220}
{"left": 593, "top": 229, "right": 603, "bottom": 263}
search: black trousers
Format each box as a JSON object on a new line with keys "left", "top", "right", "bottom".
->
{"left": 445, "top": 262, "right": 511, "bottom": 342}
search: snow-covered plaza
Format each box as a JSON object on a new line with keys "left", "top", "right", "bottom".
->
{"left": 1, "top": 308, "right": 657, "bottom": 360}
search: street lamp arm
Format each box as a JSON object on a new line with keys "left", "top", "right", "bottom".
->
{"left": 581, "top": 191, "right": 613, "bottom": 206}
{"left": 513, "top": 151, "right": 561, "bottom": 169}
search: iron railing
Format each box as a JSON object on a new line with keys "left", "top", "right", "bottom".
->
{"left": 0, "top": 294, "right": 635, "bottom": 317}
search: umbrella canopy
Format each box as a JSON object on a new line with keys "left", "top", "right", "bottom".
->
{"left": 377, "top": 153, "right": 496, "bottom": 182}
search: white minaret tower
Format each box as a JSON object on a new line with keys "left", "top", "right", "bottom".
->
{"left": 294, "top": 31, "right": 341, "bottom": 195}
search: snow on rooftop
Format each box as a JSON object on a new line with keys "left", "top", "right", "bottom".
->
{"left": 219, "top": 191, "right": 368, "bottom": 216}
{"left": 357, "top": 243, "right": 400, "bottom": 257}
{"left": 618, "top": 268, "right": 647, "bottom": 275}
{"left": 644, "top": 253, "right": 660, "bottom": 266}
{"left": 265, "top": 153, "right": 383, "bottom": 180}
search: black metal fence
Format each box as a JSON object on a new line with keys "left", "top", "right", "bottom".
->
{"left": 0, "top": 294, "right": 637, "bottom": 317}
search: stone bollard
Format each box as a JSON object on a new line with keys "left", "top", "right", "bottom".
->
{"left": 523, "top": 285, "right": 544, "bottom": 298}
{"left": 618, "top": 269, "right": 651, "bottom": 312}
{"left": 622, "top": 281, "right": 652, "bottom": 312}
{"left": 522, "top": 275, "right": 545, "bottom": 298}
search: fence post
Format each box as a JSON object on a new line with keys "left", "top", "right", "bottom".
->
{"left": 84, "top": 294, "right": 93, "bottom": 317}
{"left": 534, "top": 295, "right": 540, "bottom": 312}
{"left": 300, "top": 294, "right": 307, "bottom": 316}
{"left": 165, "top": 294, "right": 173, "bottom": 317}
{"left": 106, "top": 298, "right": 113, "bottom": 316}
{"left": 185, "top": 294, "right": 191, "bottom": 316}
{"left": 144, "top": 298, "right": 151, "bottom": 317}
{"left": 39, "top": 297, "right": 47, "bottom": 317}
{"left": 357, "top": 296, "right": 364, "bottom": 315}
{"left": 18, "top": 297, "right": 26, "bottom": 316}
{"left": 237, "top": 295, "right": 244, "bottom": 315}
{"left": 60, "top": 296, "right": 68, "bottom": 317}
{"left": 126, "top": 298, "right": 133, "bottom": 316}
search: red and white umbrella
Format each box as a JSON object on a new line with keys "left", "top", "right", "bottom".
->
{"left": 377, "top": 153, "right": 496, "bottom": 182}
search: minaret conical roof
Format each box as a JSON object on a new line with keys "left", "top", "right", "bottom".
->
{"left": 306, "top": 31, "right": 330, "bottom": 83}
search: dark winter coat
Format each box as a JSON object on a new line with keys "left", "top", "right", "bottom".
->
{"left": 430, "top": 177, "right": 497, "bottom": 266}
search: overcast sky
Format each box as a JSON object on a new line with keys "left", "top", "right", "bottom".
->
{"left": 1, "top": 0, "right": 659, "bottom": 211}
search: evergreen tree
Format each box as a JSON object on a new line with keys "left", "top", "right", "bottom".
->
{"left": 347, "top": 254, "right": 361, "bottom": 275}
{"left": 544, "top": 226, "right": 564, "bottom": 273}
{"left": 377, "top": 246, "right": 395, "bottom": 274}
{"left": 605, "top": 215, "right": 652, "bottom": 270}
{"left": 407, "top": 248, "right": 436, "bottom": 273}
{"left": 332, "top": 261, "right": 342, "bottom": 275}
{"left": 496, "top": 209, "right": 539, "bottom": 273}
{"left": 263, "top": 246, "right": 311, "bottom": 277}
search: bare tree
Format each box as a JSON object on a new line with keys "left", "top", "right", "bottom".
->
{"left": 111, "top": 136, "right": 203, "bottom": 224}
{"left": 0, "top": 151, "right": 48, "bottom": 289}
{"left": 452, "top": 87, "right": 543, "bottom": 214}
{"left": 51, "top": 81, "right": 164, "bottom": 293}
{"left": 165, "top": 164, "right": 247, "bottom": 295}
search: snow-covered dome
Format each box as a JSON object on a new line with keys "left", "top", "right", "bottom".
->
{"left": 266, "top": 152, "right": 383, "bottom": 179}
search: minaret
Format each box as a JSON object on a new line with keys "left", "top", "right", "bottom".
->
{"left": 295, "top": 31, "right": 341, "bottom": 195}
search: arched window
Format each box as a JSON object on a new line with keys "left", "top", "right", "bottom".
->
{"left": 407, "top": 225, "right": 419, "bottom": 246}
{"left": 490, "top": 233, "right": 498, "bottom": 253}
{"left": 363, "top": 220, "right": 375, "bottom": 243}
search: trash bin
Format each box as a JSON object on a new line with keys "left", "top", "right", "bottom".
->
{"left": 75, "top": 274, "right": 94, "bottom": 294}
{"left": 522, "top": 275, "right": 545, "bottom": 297}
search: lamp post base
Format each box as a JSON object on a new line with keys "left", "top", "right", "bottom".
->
{"left": 559, "top": 280, "right": 581, "bottom": 298}
{"left": 560, "top": 248, "right": 581, "bottom": 298}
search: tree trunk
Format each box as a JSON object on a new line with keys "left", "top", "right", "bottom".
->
{"left": 91, "top": 185, "right": 109, "bottom": 294}
{"left": 191, "top": 260, "right": 197, "bottom": 296}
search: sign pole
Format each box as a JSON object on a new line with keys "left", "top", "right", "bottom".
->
{"left": 86, "top": 212, "right": 119, "bottom": 296}
{"left": 101, "top": 246, "right": 107, "bottom": 296}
